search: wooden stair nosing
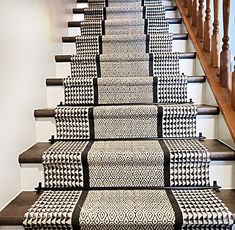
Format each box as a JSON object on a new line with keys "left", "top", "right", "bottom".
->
{"left": 62, "top": 33, "right": 189, "bottom": 43}
{"left": 1, "top": 190, "right": 235, "bottom": 226}
{"left": 18, "top": 140, "right": 235, "bottom": 164}
{"left": 33, "top": 105, "right": 219, "bottom": 118}
{"left": 45, "top": 75, "right": 206, "bottom": 86}
{"left": 73, "top": 6, "right": 177, "bottom": 14}
{"left": 55, "top": 52, "right": 196, "bottom": 62}
{"left": 68, "top": 18, "right": 182, "bottom": 27}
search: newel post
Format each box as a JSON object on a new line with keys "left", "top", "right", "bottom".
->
{"left": 220, "top": 0, "right": 231, "bottom": 87}
{"left": 211, "top": 0, "right": 220, "bottom": 67}
{"left": 203, "top": 0, "right": 212, "bottom": 51}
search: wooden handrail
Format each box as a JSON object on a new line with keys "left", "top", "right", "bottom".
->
{"left": 203, "top": 0, "right": 212, "bottom": 52}
{"left": 192, "top": 0, "right": 198, "bottom": 26}
{"left": 197, "top": 0, "right": 204, "bottom": 39}
{"left": 220, "top": 0, "right": 231, "bottom": 88}
{"left": 211, "top": 0, "right": 220, "bottom": 67}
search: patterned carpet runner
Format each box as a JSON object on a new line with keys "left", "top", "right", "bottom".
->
{"left": 23, "top": 0, "right": 234, "bottom": 229}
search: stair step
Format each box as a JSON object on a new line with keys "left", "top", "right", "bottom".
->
{"left": 62, "top": 33, "right": 189, "bottom": 43}
{"left": 0, "top": 190, "right": 234, "bottom": 226}
{"left": 73, "top": 6, "right": 178, "bottom": 14}
{"left": 55, "top": 52, "right": 196, "bottom": 62}
{"left": 46, "top": 75, "right": 205, "bottom": 86}
{"left": 33, "top": 105, "right": 220, "bottom": 118}
{"left": 18, "top": 140, "right": 235, "bottom": 164}
{"left": 68, "top": 18, "right": 182, "bottom": 28}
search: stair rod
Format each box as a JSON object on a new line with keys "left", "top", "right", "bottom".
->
{"left": 35, "top": 182, "right": 221, "bottom": 194}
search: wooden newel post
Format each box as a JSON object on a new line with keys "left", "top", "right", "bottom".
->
{"left": 197, "top": 0, "right": 204, "bottom": 39}
{"left": 211, "top": 0, "right": 220, "bottom": 67}
{"left": 220, "top": 0, "right": 231, "bottom": 88}
{"left": 203, "top": 0, "right": 212, "bottom": 51}
{"left": 232, "top": 59, "right": 235, "bottom": 110}
{"left": 192, "top": 0, "right": 198, "bottom": 26}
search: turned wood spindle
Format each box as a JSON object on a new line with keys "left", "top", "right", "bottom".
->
{"left": 220, "top": 0, "right": 231, "bottom": 88}
{"left": 232, "top": 59, "right": 235, "bottom": 110}
{"left": 197, "top": 0, "right": 205, "bottom": 39}
{"left": 211, "top": 0, "right": 220, "bottom": 67}
{"left": 203, "top": 0, "right": 212, "bottom": 51}
{"left": 188, "top": 0, "right": 193, "bottom": 17}
{"left": 183, "top": 0, "right": 188, "bottom": 7}
{"left": 192, "top": 0, "right": 198, "bottom": 26}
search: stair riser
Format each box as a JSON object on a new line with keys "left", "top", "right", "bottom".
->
{"left": 62, "top": 39, "right": 194, "bottom": 54}
{"left": 46, "top": 83, "right": 206, "bottom": 107}
{"left": 35, "top": 115, "right": 218, "bottom": 142}
{"left": 19, "top": 162, "right": 235, "bottom": 190}
{"left": 68, "top": 23, "right": 187, "bottom": 36}
{"left": 75, "top": 0, "right": 177, "bottom": 9}
{"left": 72, "top": 11, "right": 180, "bottom": 22}
{"left": 56, "top": 58, "right": 198, "bottom": 78}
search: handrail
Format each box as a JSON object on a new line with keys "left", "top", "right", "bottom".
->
{"left": 175, "top": 0, "right": 235, "bottom": 142}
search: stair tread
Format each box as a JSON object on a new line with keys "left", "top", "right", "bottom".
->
{"left": 18, "top": 139, "right": 235, "bottom": 164}
{"left": 0, "top": 190, "right": 234, "bottom": 226}
{"left": 46, "top": 75, "right": 206, "bottom": 86}
{"left": 34, "top": 104, "right": 219, "bottom": 118}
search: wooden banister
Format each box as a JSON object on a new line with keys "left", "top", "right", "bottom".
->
{"left": 192, "top": 0, "right": 198, "bottom": 26}
{"left": 203, "top": 0, "right": 212, "bottom": 51}
{"left": 197, "top": 0, "right": 204, "bottom": 39}
{"left": 232, "top": 60, "right": 235, "bottom": 110}
{"left": 211, "top": 0, "right": 220, "bottom": 67}
{"left": 220, "top": 0, "right": 231, "bottom": 88}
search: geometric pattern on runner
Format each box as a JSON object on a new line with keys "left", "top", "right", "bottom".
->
{"left": 80, "top": 190, "right": 175, "bottom": 230}
{"left": 164, "top": 139, "right": 210, "bottom": 187}
{"left": 87, "top": 140, "right": 164, "bottom": 187}
{"left": 23, "top": 191, "right": 82, "bottom": 230}
{"left": 43, "top": 141, "right": 89, "bottom": 188}
{"left": 161, "top": 104, "right": 197, "bottom": 138}
{"left": 173, "top": 189, "right": 234, "bottom": 229}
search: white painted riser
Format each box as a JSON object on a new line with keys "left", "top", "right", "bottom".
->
{"left": 68, "top": 23, "right": 186, "bottom": 36}
{"left": 56, "top": 59, "right": 199, "bottom": 78}
{"left": 19, "top": 162, "right": 235, "bottom": 191}
{"left": 63, "top": 39, "right": 195, "bottom": 54}
{"left": 35, "top": 115, "right": 218, "bottom": 143}
{"left": 46, "top": 83, "right": 206, "bottom": 107}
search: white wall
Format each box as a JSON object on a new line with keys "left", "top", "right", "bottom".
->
{"left": 0, "top": 0, "right": 76, "bottom": 210}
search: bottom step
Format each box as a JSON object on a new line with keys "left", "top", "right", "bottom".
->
{"left": 0, "top": 190, "right": 235, "bottom": 228}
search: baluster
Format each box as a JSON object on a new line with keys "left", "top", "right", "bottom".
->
{"left": 197, "top": 0, "right": 204, "bottom": 39}
{"left": 184, "top": 0, "right": 188, "bottom": 7}
{"left": 232, "top": 59, "right": 235, "bottom": 110}
{"left": 211, "top": 0, "right": 220, "bottom": 67}
{"left": 192, "top": 0, "right": 198, "bottom": 26}
{"left": 220, "top": 0, "right": 230, "bottom": 87}
{"left": 188, "top": 0, "right": 193, "bottom": 17}
{"left": 203, "top": 0, "right": 212, "bottom": 51}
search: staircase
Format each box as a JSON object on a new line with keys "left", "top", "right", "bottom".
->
{"left": 0, "top": 0, "right": 235, "bottom": 229}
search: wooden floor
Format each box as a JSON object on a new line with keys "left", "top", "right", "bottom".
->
{"left": 0, "top": 190, "right": 235, "bottom": 226}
